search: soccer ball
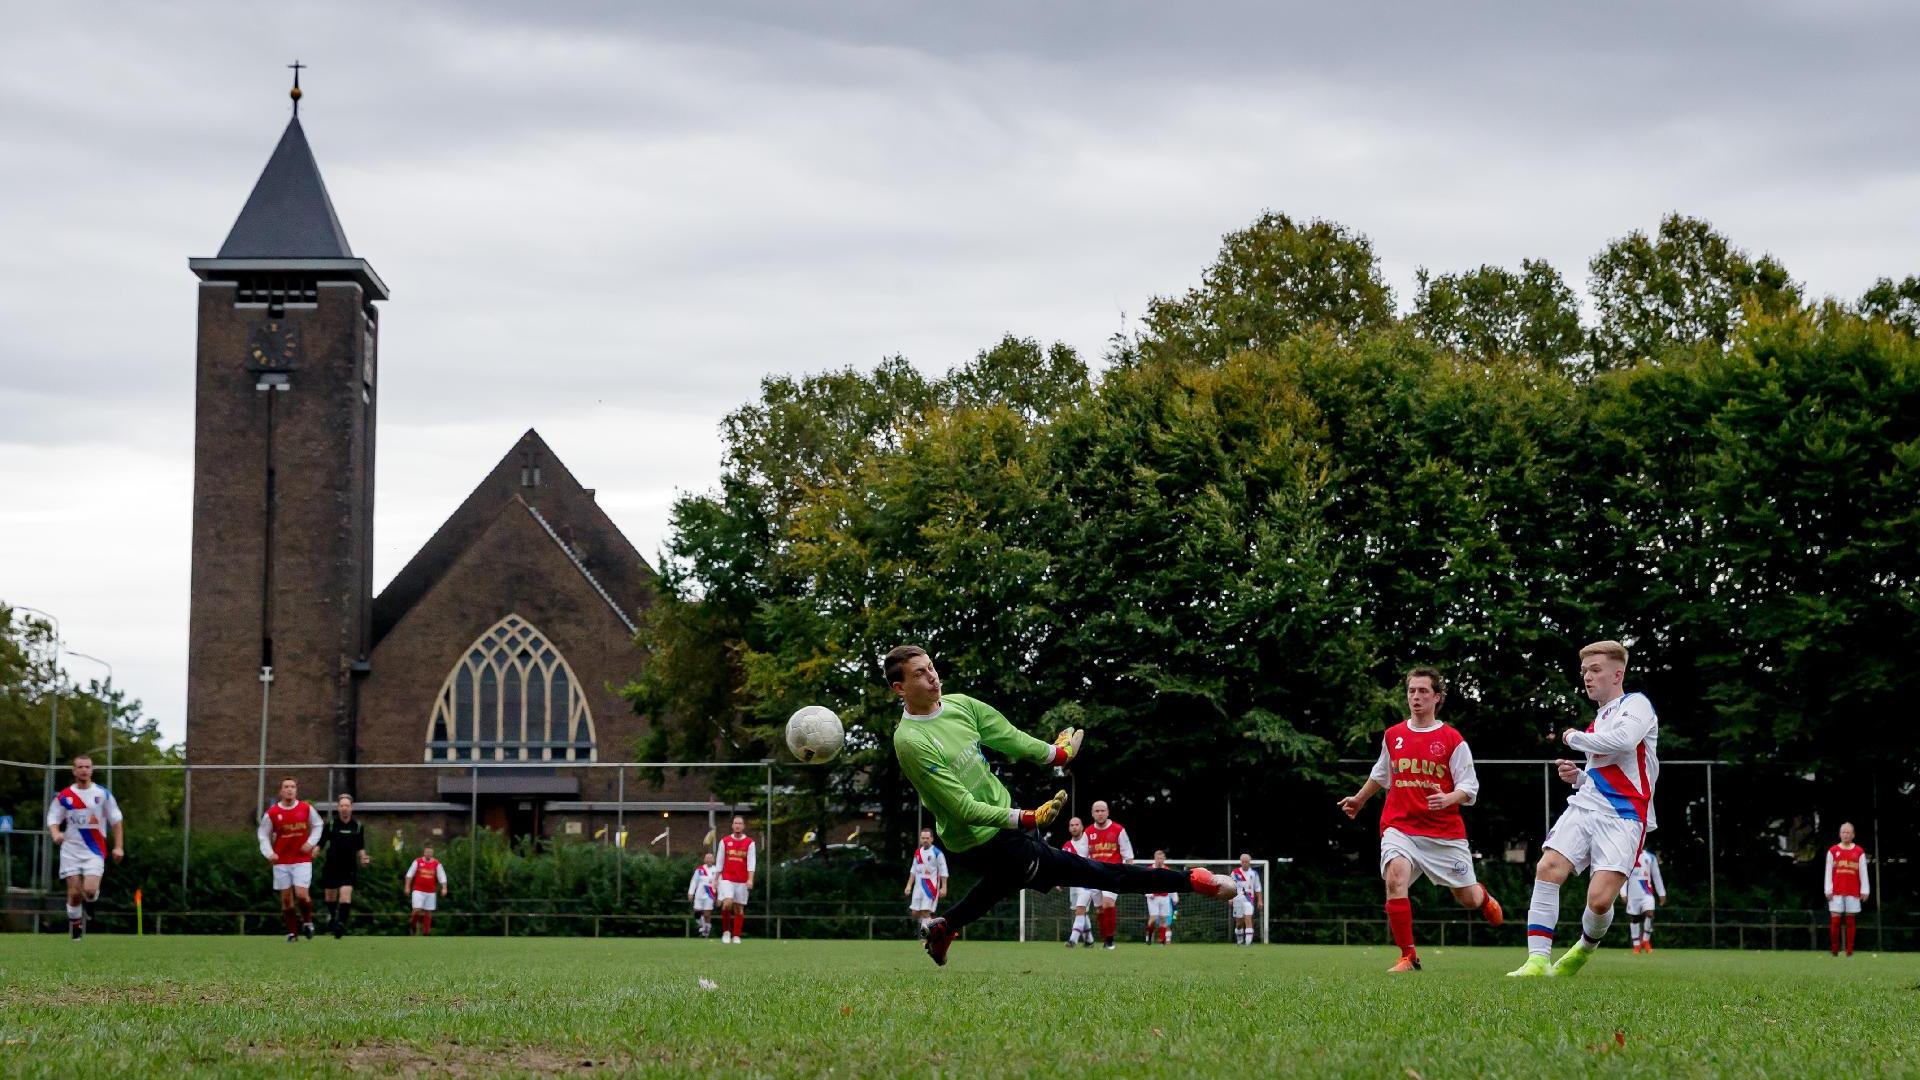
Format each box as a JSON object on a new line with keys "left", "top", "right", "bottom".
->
{"left": 785, "top": 705, "right": 845, "bottom": 763}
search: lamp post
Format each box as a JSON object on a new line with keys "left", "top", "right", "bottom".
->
{"left": 13, "top": 605, "right": 62, "bottom": 894}
{"left": 66, "top": 650, "right": 114, "bottom": 790}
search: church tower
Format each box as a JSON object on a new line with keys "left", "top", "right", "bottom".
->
{"left": 185, "top": 74, "right": 387, "bottom": 825}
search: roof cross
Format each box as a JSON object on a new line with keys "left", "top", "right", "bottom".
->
{"left": 288, "top": 60, "right": 306, "bottom": 117}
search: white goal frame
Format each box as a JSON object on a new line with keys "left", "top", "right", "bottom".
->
{"left": 1017, "top": 857, "right": 1271, "bottom": 944}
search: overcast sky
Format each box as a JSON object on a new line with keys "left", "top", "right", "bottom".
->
{"left": 3, "top": 1, "right": 1916, "bottom": 745}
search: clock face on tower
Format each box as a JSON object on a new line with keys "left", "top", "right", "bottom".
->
{"left": 248, "top": 320, "right": 301, "bottom": 368}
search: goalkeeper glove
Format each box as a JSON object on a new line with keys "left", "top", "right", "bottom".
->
{"left": 1048, "top": 727, "right": 1084, "bottom": 766}
{"left": 1014, "top": 789, "right": 1070, "bottom": 830}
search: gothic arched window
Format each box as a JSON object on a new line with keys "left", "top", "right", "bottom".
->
{"left": 425, "top": 614, "right": 596, "bottom": 762}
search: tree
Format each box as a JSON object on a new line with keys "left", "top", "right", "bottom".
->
{"left": 1859, "top": 275, "right": 1920, "bottom": 336}
{"left": 1588, "top": 214, "right": 1801, "bottom": 370}
{"left": 1411, "top": 259, "right": 1585, "bottom": 367}
{"left": 1140, "top": 212, "right": 1393, "bottom": 362}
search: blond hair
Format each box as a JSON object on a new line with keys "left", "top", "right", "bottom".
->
{"left": 1579, "top": 640, "right": 1629, "bottom": 665}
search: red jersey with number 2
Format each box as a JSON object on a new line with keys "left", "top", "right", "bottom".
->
{"left": 1084, "top": 822, "right": 1126, "bottom": 863}
{"left": 1829, "top": 845, "right": 1865, "bottom": 897}
{"left": 719, "top": 834, "right": 755, "bottom": 883}
{"left": 1378, "top": 721, "right": 1468, "bottom": 841}
{"left": 411, "top": 857, "right": 442, "bottom": 893}
{"left": 267, "top": 801, "right": 317, "bottom": 864}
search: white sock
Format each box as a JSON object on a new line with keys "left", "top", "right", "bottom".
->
{"left": 1628, "top": 919, "right": 1641, "bottom": 943}
{"left": 1642, "top": 914, "right": 1653, "bottom": 941}
{"left": 1527, "top": 880, "right": 1560, "bottom": 957}
{"left": 1580, "top": 905, "right": 1613, "bottom": 947}
{"left": 67, "top": 904, "right": 84, "bottom": 921}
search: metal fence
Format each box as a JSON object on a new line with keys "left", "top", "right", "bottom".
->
{"left": 2, "top": 756, "right": 1909, "bottom": 950}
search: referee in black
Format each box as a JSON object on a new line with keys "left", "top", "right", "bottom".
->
{"left": 318, "top": 794, "right": 370, "bottom": 938}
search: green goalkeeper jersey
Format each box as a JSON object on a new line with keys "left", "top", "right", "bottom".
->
{"left": 892, "top": 693, "right": 1055, "bottom": 853}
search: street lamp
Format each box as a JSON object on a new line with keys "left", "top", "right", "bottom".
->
{"left": 66, "top": 650, "right": 114, "bottom": 790}
{"left": 12, "top": 604, "right": 61, "bottom": 894}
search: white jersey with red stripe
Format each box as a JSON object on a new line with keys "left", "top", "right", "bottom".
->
{"left": 47, "top": 783, "right": 122, "bottom": 863}
{"left": 908, "top": 844, "right": 949, "bottom": 905}
{"left": 1620, "top": 849, "right": 1665, "bottom": 901}
{"left": 1230, "top": 867, "right": 1262, "bottom": 899}
{"left": 1563, "top": 691, "right": 1660, "bottom": 829}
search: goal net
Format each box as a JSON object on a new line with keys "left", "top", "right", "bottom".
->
{"left": 1017, "top": 858, "right": 1271, "bottom": 945}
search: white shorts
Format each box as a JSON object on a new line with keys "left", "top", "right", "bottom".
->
{"left": 411, "top": 890, "right": 438, "bottom": 912}
{"left": 909, "top": 891, "right": 938, "bottom": 913}
{"left": 692, "top": 897, "right": 714, "bottom": 913}
{"left": 272, "top": 862, "right": 314, "bottom": 891}
{"left": 1828, "top": 896, "right": 1862, "bottom": 914}
{"left": 1231, "top": 896, "right": 1257, "bottom": 919}
{"left": 1069, "top": 887, "right": 1093, "bottom": 909}
{"left": 59, "top": 852, "right": 106, "bottom": 881}
{"left": 1624, "top": 895, "right": 1657, "bottom": 916}
{"left": 1543, "top": 807, "right": 1644, "bottom": 876}
{"left": 1146, "top": 895, "right": 1172, "bottom": 920}
{"left": 1094, "top": 889, "right": 1118, "bottom": 904}
{"left": 1380, "top": 828, "right": 1478, "bottom": 889}
{"left": 718, "top": 880, "right": 749, "bottom": 906}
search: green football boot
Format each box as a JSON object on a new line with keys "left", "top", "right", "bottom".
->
{"left": 1505, "top": 954, "right": 1551, "bottom": 977}
{"left": 1549, "top": 941, "right": 1596, "bottom": 978}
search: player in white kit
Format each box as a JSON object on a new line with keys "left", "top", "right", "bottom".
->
{"left": 1229, "top": 853, "right": 1262, "bottom": 944}
{"left": 1619, "top": 849, "right": 1666, "bottom": 953}
{"left": 45, "top": 755, "right": 124, "bottom": 939}
{"left": 904, "top": 828, "right": 950, "bottom": 936}
{"left": 1061, "top": 817, "right": 1094, "bottom": 947}
{"left": 688, "top": 853, "right": 718, "bottom": 939}
{"left": 1510, "top": 640, "right": 1659, "bottom": 979}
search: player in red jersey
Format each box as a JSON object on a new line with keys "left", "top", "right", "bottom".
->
{"left": 1083, "top": 800, "right": 1134, "bottom": 950}
{"left": 1338, "top": 667, "right": 1502, "bottom": 972}
{"left": 257, "top": 777, "right": 324, "bottom": 941}
{"left": 404, "top": 844, "right": 449, "bottom": 935}
{"left": 715, "top": 815, "right": 756, "bottom": 944}
{"left": 1824, "top": 822, "right": 1871, "bottom": 957}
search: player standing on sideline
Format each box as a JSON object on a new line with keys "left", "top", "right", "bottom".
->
{"left": 1339, "top": 667, "right": 1503, "bottom": 972}
{"left": 258, "top": 777, "right": 323, "bottom": 942}
{"left": 1620, "top": 849, "right": 1665, "bottom": 954}
{"left": 716, "top": 815, "right": 756, "bottom": 944}
{"left": 1084, "top": 801, "right": 1134, "bottom": 950}
{"left": 404, "top": 844, "right": 448, "bottom": 936}
{"left": 45, "top": 755, "right": 123, "bottom": 940}
{"left": 883, "top": 645, "right": 1239, "bottom": 967}
{"left": 318, "top": 794, "right": 370, "bottom": 939}
{"left": 1509, "top": 641, "right": 1659, "bottom": 978}
{"left": 904, "top": 828, "right": 950, "bottom": 937}
{"left": 1062, "top": 817, "right": 1094, "bottom": 947}
{"left": 1825, "top": 823, "right": 1870, "bottom": 957}
{"left": 1145, "top": 850, "right": 1176, "bottom": 944}
{"left": 688, "top": 853, "right": 718, "bottom": 939}
{"left": 1229, "top": 854, "right": 1263, "bottom": 945}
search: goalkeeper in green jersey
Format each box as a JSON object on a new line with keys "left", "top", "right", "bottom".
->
{"left": 885, "top": 645, "right": 1239, "bottom": 966}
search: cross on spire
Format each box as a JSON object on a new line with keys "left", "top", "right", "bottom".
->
{"left": 288, "top": 60, "right": 306, "bottom": 117}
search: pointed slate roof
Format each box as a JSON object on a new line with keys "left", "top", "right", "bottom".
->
{"left": 218, "top": 117, "right": 354, "bottom": 259}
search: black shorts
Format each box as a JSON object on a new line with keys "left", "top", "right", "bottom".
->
{"left": 319, "top": 864, "right": 359, "bottom": 889}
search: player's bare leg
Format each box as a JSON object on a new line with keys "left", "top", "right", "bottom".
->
{"left": 278, "top": 887, "right": 300, "bottom": 942}
{"left": 292, "top": 883, "right": 315, "bottom": 939}
{"left": 64, "top": 874, "right": 88, "bottom": 939}
{"left": 1449, "top": 882, "right": 1501, "bottom": 926}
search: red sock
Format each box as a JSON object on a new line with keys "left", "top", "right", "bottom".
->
{"left": 1844, "top": 915, "right": 1856, "bottom": 955}
{"left": 1101, "top": 907, "right": 1117, "bottom": 940}
{"left": 297, "top": 895, "right": 313, "bottom": 923}
{"left": 283, "top": 906, "right": 300, "bottom": 935}
{"left": 734, "top": 911, "right": 745, "bottom": 939}
{"left": 1830, "top": 914, "right": 1842, "bottom": 954}
{"left": 1386, "top": 897, "right": 1415, "bottom": 958}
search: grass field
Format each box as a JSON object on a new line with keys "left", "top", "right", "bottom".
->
{"left": 1, "top": 936, "right": 1915, "bottom": 1078}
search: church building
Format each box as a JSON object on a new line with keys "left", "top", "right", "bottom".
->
{"left": 183, "top": 83, "right": 730, "bottom": 846}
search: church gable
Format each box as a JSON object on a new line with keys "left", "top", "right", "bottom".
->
{"left": 372, "top": 429, "right": 655, "bottom": 645}
{"left": 359, "top": 495, "right": 646, "bottom": 770}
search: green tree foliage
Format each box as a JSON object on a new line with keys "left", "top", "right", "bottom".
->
{"left": 1, "top": 605, "right": 183, "bottom": 835}
{"left": 1859, "top": 274, "right": 1920, "bottom": 336}
{"left": 1588, "top": 213, "right": 1802, "bottom": 370}
{"left": 1140, "top": 212, "right": 1393, "bottom": 362}
{"left": 1411, "top": 259, "right": 1586, "bottom": 367}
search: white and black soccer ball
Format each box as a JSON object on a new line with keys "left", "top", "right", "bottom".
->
{"left": 785, "top": 705, "right": 845, "bottom": 764}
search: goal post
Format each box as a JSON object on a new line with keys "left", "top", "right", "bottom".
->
{"left": 1017, "top": 858, "right": 1270, "bottom": 944}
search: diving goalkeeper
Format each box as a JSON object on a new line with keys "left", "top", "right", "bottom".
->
{"left": 885, "top": 645, "right": 1238, "bottom": 966}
